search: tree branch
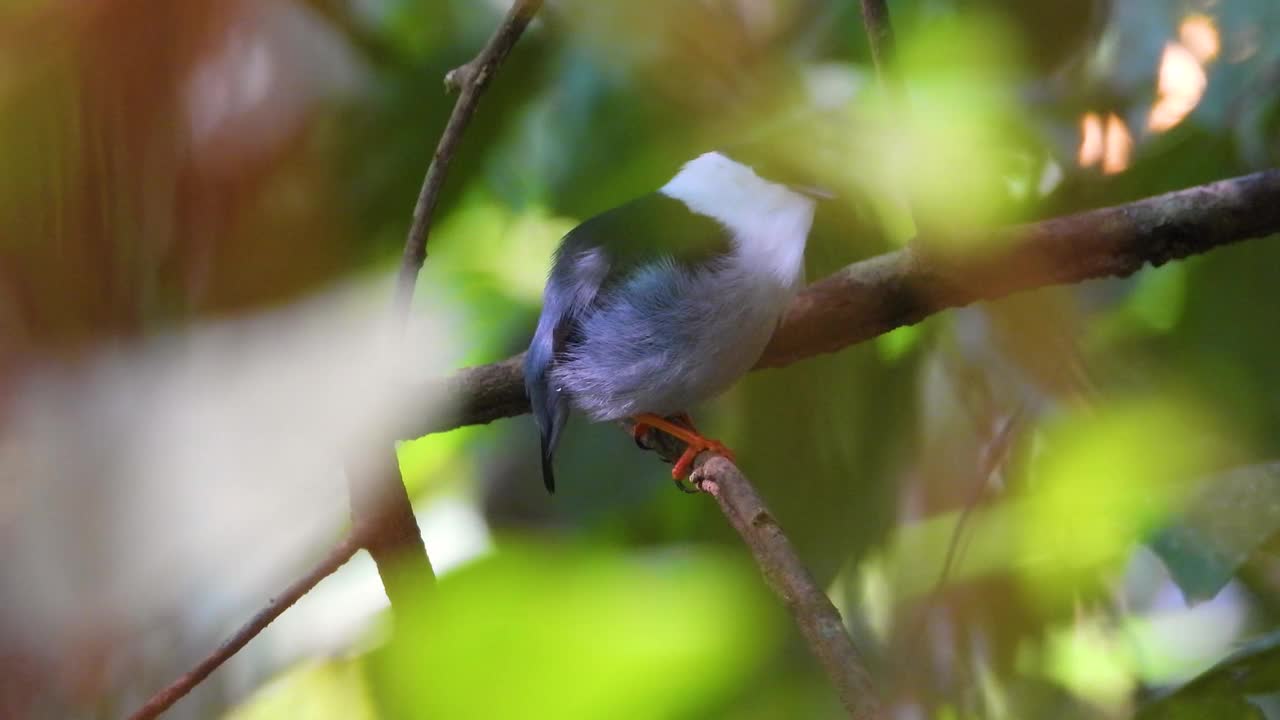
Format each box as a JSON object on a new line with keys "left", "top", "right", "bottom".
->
{"left": 127, "top": 537, "right": 362, "bottom": 720}
{"left": 410, "top": 169, "right": 1280, "bottom": 436}
{"left": 690, "top": 455, "right": 884, "bottom": 718}
{"left": 858, "top": 0, "right": 904, "bottom": 96}
{"left": 354, "top": 0, "right": 543, "bottom": 607}
{"left": 130, "top": 5, "right": 544, "bottom": 718}
{"left": 392, "top": 0, "right": 543, "bottom": 318}
{"left": 621, "top": 418, "right": 882, "bottom": 715}
{"left": 345, "top": 450, "right": 435, "bottom": 605}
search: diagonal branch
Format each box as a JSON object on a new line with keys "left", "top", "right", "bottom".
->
{"left": 624, "top": 416, "right": 882, "bottom": 714}
{"left": 858, "top": 0, "right": 905, "bottom": 98}
{"left": 130, "top": 4, "right": 544, "bottom": 718}
{"left": 690, "top": 454, "right": 883, "bottom": 718}
{"left": 408, "top": 168, "right": 1280, "bottom": 437}
{"left": 355, "top": 0, "right": 544, "bottom": 606}
{"left": 392, "top": 0, "right": 544, "bottom": 319}
{"left": 127, "top": 537, "right": 362, "bottom": 720}
{"left": 626, "top": 420, "right": 882, "bottom": 715}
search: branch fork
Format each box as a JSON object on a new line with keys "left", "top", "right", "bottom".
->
{"left": 130, "top": 2, "right": 544, "bottom": 718}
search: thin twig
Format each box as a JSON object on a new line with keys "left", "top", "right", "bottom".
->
{"left": 857, "top": 0, "right": 918, "bottom": 229}
{"left": 406, "top": 169, "right": 1280, "bottom": 436}
{"left": 935, "top": 407, "right": 1025, "bottom": 597}
{"left": 687, "top": 455, "right": 883, "bottom": 718}
{"left": 127, "top": 536, "right": 362, "bottom": 720}
{"left": 626, "top": 421, "right": 882, "bottom": 716}
{"left": 901, "top": 407, "right": 1025, "bottom": 658}
{"left": 858, "top": 0, "right": 904, "bottom": 97}
{"left": 391, "top": 0, "right": 544, "bottom": 320}
{"left": 353, "top": 0, "right": 544, "bottom": 606}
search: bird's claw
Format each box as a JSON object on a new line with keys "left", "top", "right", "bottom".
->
{"left": 671, "top": 475, "right": 701, "bottom": 493}
{"left": 670, "top": 439, "right": 735, "bottom": 481}
{"left": 629, "top": 413, "right": 735, "bottom": 492}
{"left": 630, "top": 421, "right": 653, "bottom": 450}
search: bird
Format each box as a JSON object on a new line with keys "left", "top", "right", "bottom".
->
{"left": 524, "top": 150, "right": 823, "bottom": 492}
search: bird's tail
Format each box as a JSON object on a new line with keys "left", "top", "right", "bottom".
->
{"left": 540, "top": 432, "right": 557, "bottom": 493}
{"left": 534, "top": 391, "right": 566, "bottom": 493}
{"left": 525, "top": 336, "right": 568, "bottom": 493}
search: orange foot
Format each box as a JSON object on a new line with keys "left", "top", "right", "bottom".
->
{"left": 632, "top": 412, "right": 736, "bottom": 480}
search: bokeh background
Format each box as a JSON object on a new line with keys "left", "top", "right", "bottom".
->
{"left": 2, "top": 0, "right": 1280, "bottom": 718}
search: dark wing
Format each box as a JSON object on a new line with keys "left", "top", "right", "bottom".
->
{"left": 557, "top": 193, "right": 733, "bottom": 286}
{"left": 523, "top": 192, "right": 731, "bottom": 492}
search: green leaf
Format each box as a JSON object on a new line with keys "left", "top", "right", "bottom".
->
{"left": 365, "top": 542, "right": 782, "bottom": 719}
{"left": 1149, "top": 462, "right": 1280, "bottom": 604}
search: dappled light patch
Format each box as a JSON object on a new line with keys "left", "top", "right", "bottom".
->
{"left": 1078, "top": 112, "right": 1133, "bottom": 175}
{"left": 1148, "top": 14, "right": 1220, "bottom": 133}
{"left": 1016, "top": 397, "right": 1232, "bottom": 600}
{"left": 870, "top": 16, "right": 1024, "bottom": 244}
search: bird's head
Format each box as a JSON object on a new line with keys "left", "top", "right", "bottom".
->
{"left": 660, "top": 149, "right": 830, "bottom": 230}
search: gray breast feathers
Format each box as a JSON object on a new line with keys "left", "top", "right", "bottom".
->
{"left": 553, "top": 257, "right": 794, "bottom": 421}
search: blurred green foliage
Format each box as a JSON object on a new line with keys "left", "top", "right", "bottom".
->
{"left": 5, "top": 0, "right": 1280, "bottom": 718}
{"left": 366, "top": 543, "right": 782, "bottom": 719}
{"left": 174, "top": 0, "right": 1280, "bottom": 714}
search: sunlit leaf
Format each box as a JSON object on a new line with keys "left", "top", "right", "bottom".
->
{"left": 871, "top": 15, "right": 1026, "bottom": 241}
{"left": 366, "top": 542, "right": 781, "bottom": 719}
{"left": 1149, "top": 462, "right": 1280, "bottom": 604}
{"left": 881, "top": 396, "right": 1236, "bottom": 608}
{"left": 397, "top": 426, "right": 482, "bottom": 496}
{"left": 1130, "top": 264, "right": 1189, "bottom": 333}
{"left": 424, "top": 190, "right": 576, "bottom": 306}
{"left": 874, "top": 324, "right": 923, "bottom": 364}
{"left": 1040, "top": 620, "right": 1135, "bottom": 708}
{"left": 1017, "top": 397, "right": 1231, "bottom": 598}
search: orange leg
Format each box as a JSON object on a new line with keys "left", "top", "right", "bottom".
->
{"left": 632, "top": 412, "right": 736, "bottom": 479}
{"left": 631, "top": 419, "right": 653, "bottom": 447}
